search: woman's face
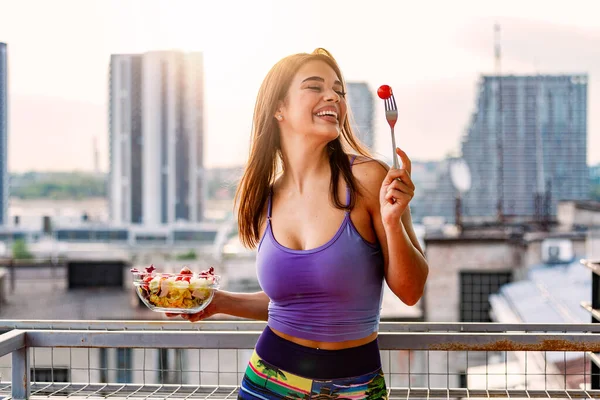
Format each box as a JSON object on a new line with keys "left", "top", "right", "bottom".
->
{"left": 277, "top": 60, "right": 347, "bottom": 142}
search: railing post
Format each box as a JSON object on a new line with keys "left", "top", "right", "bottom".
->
{"left": 9, "top": 257, "right": 14, "bottom": 294}
{"left": 592, "top": 271, "right": 600, "bottom": 390}
{"left": 12, "top": 346, "right": 29, "bottom": 400}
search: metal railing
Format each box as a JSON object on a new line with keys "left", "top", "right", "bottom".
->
{"left": 582, "top": 258, "right": 600, "bottom": 390}
{"left": 0, "top": 320, "right": 599, "bottom": 399}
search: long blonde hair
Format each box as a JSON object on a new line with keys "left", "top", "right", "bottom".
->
{"left": 235, "top": 48, "right": 372, "bottom": 248}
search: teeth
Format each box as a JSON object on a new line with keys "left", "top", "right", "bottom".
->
{"left": 316, "top": 111, "right": 338, "bottom": 118}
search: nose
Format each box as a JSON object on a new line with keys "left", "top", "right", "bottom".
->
{"left": 324, "top": 88, "right": 341, "bottom": 103}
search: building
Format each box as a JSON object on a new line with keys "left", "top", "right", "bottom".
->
{"left": 591, "top": 163, "right": 600, "bottom": 186}
{"left": 487, "top": 260, "right": 590, "bottom": 390}
{"left": 411, "top": 158, "right": 458, "bottom": 224}
{"left": 462, "top": 75, "right": 589, "bottom": 219}
{"left": 346, "top": 82, "right": 375, "bottom": 149}
{"left": 109, "top": 51, "right": 205, "bottom": 226}
{"left": 0, "top": 43, "right": 7, "bottom": 226}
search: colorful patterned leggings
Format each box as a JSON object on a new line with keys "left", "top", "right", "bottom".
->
{"left": 238, "top": 327, "right": 388, "bottom": 399}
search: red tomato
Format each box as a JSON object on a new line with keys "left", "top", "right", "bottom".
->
{"left": 180, "top": 266, "right": 193, "bottom": 275}
{"left": 377, "top": 85, "right": 392, "bottom": 99}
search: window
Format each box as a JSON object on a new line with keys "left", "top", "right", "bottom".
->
{"left": 99, "top": 348, "right": 108, "bottom": 383}
{"left": 116, "top": 348, "right": 132, "bottom": 383}
{"left": 460, "top": 271, "right": 512, "bottom": 322}
{"left": 31, "top": 368, "right": 69, "bottom": 382}
{"left": 459, "top": 371, "right": 467, "bottom": 388}
{"left": 173, "top": 230, "right": 217, "bottom": 242}
{"left": 135, "top": 234, "right": 167, "bottom": 243}
{"left": 157, "top": 349, "right": 169, "bottom": 383}
{"left": 157, "top": 349, "right": 183, "bottom": 384}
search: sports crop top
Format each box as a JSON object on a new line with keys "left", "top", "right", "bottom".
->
{"left": 256, "top": 156, "right": 385, "bottom": 342}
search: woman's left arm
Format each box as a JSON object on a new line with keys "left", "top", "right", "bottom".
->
{"left": 363, "top": 149, "right": 429, "bottom": 306}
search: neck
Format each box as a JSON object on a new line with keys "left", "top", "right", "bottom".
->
{"left": 279, "top": 137, "right": 332, "bottom": 195}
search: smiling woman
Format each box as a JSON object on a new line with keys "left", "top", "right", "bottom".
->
{"left": 168, "top": 47, "right": 429, "bottom": 399}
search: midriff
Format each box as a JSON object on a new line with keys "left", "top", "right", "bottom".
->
{"left": 270, "top": 327, "right": 378, "bottom": 350}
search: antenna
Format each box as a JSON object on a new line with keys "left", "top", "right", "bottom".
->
{"left": 93, "top": 136, "right": 99, "bottom": 173}
{"left": 494, "top": 22, "right": 505, "bottom": 224}
{"left": 534, "top": 76, "right": 547, "bottom": 229}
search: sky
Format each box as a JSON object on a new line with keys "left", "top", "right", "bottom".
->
{"left": 0, "top": 0, "right": 599, "bottom": 172}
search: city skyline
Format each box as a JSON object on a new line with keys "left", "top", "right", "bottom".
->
{"left": 0, "top": 0, "right": 599, "bottom": 172}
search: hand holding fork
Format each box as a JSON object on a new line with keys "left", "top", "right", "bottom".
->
{"left": 377, "top": 85, "right": 415, "bottom": 218}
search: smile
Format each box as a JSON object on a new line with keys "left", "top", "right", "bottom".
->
{"left": 315, "top": 110, "right": 338, "bottom": 120}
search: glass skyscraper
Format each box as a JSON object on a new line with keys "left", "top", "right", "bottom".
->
{"left": 346, "top": 82, "right": 375, "bottom": 150}
{"left": 462, "top": 75, "right": 589, "bottom": 219}
{"left": 109, "top": 51, "right": 205, "bottom": 225}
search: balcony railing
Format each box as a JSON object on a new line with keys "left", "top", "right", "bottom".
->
{"left": 0, "top": 320, "right": 599, "bottom": 399}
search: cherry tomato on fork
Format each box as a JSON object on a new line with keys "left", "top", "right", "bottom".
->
{"left": 377, "top": 85, "right": 392, "bottom": 99}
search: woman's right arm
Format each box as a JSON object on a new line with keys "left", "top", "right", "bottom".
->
{"left": 167, "top": 290, "right": 270, "bottom": 322}
{"left": 218, "top": 290, "right": 270, "bottom": 321}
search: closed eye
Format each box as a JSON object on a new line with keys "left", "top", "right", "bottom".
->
{"left": 307, "top": 86, "right": 346, "bottom": 97}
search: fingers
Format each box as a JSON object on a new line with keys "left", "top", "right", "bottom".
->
{"left": 387, "top": 179, "right": 414, "bottom": 195}
{"left": 385, "top": 170, "right": 414, "bottom": 204}
{"left": 187, "top": 310, "right": 206, "bottom": 322}
{"left": 383, "top": 169, "right": 415, "bottom": 190}
{"left": 396, "top": 148, "right": 412, "bottom": 174}
{"left": 385, "top": 186, "right": 414, "bottom": 204}
{"left": 180, "top": 310, "right": 205, "bottom": 323}
{"left": 164, "top": 310, "right": 206, "bottom": 322}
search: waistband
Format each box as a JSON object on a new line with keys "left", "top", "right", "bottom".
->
{"left": 255, "top": 326, "right": 381, "bottom": 380}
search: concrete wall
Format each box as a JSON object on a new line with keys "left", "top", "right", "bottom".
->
{"left": 557, "top": 201, "right": 600, "bottom": 231}
{"left": 424, "top": 238, "right": 527, "bottom": 322}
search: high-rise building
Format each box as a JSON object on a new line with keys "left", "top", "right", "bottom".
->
{"left": 346, "top": 82, "right": 375, "bottom": 149}
{"left": 109, "top": 51, "right": 205, "bottom": 226}
{"left": 0, "top": 43, "right": 8, "bottom": 226}
{"left": 462, "top": 75, "right": 589, "bottom": 219}
{"left": 591, "top": 164, "right": 600, "bottom": 187}
{"left": 411, "top": 159, "right": 459, "bottom": 224}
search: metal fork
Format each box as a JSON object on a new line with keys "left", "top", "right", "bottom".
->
{"left": 384, "top": 94, "right": 400, "bottom": 169}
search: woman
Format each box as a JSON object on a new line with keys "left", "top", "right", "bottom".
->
{"left": 169, "top": 48, "right": 428, "bottom": 399}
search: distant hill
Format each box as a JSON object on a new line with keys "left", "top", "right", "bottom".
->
{"left": 10, "top": 171, "right": 107, "bottom": 200}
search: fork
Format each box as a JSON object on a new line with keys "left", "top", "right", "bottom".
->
{"left": 384, "top": 94, "right": 400, "bottom": 169}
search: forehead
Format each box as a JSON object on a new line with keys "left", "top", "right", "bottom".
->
{"left": 294, "top": 60, "right": 341, "bottom": 85}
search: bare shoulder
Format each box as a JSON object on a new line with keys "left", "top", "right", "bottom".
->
{"left": 350, "top": 155, "right": 388, "bottom": 207}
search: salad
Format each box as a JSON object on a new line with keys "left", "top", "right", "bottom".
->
{"left": 131, "top": 265, "right": 220, "bottom": 313}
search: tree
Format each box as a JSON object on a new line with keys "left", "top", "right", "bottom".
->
{"left": 10, "top": 172, "right": 107, "bottom": 199}
{"left": 12, "top": 239, "right": 33, "bottom": 260}
{"left": 175, "top": 250, "right": 197, "bottom": 260}
{"left": 365, "top": 371, "right": 387, "bottom": 400}
{"left": 311, "top": 387, "right": 341, "bottom": 399}
{"left": 591, "top": 185, "right": 600, "bottom": 202}
{"left": 256, "top": 359, "right": 287, "bottom": 389}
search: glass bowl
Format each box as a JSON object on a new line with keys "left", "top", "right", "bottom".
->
{"left": 131, "top": 266, "right": 220, "bottom": 314}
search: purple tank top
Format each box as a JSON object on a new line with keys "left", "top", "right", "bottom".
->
{"left": 256, "top": 156, "right": 385, "bottom": 342}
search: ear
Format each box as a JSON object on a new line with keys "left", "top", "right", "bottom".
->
{"left": 274, "top": 101, "right": 285, "bottom": 121}
{"left": 275, "top": 100, "right": 285, "bottom": 115}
